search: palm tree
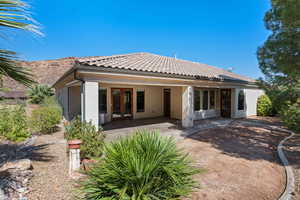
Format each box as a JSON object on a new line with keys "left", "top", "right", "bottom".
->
{"left": 0, "top": 0, "right": 41, "bottom": 87}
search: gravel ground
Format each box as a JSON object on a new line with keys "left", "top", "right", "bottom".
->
{"left": 3, "top": 116, "right": 292, "bottom": 200}
{"left": 27, "top": 125, "right": 74, "bottom": 200}
{"left": 179, "top": 118, "right": 287, "bottom": 200}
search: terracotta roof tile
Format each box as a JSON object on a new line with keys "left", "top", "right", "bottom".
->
{"left": 77, "top": 52, "right": 255, "bottom": 83}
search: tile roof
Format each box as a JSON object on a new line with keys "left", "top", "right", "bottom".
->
{"left": 77, "top": 52, "right": 255, "bottom": 83}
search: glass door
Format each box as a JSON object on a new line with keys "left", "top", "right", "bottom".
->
{"left": 220, "top": 89, "right": 231, "bottom": 118}
{"left": 112, "top": 89, "right": 121, "bottom": 119}
{"left": 111, "top": 88, "right": 133, "bottom": 120}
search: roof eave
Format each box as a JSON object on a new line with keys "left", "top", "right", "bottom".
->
{"left": 76, "top": 64, "right": 258, "bottom": 86}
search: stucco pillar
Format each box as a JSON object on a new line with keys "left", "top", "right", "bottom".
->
{"left": 182, "top": 86, "right": 194, "bottom": 128}
{"left": 81, "top": 81, "right": 99, "bottom": 129}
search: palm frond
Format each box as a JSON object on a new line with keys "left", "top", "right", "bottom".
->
{"left": 0, "top": 49, "right": 35, "bottom": 87}
{"left": 0, "top": 0, "right": 42, "bottom": 87}
{"left": 0, "top": 0, "right": 41, "bottom": 35}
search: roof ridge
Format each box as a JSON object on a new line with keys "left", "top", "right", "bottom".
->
{"left": 77, "top": 52, "right": 146, "bottom": 63}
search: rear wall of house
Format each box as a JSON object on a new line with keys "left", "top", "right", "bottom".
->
{"left": 56, "top": 85, "right": 81, "bottom": 121}
{"left": 232, "top": 88, "right": 264, "bottom": 118}
{"left": 100, "top": 83, "right": 172, "bottom": 123}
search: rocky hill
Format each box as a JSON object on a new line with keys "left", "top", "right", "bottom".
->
{"left": 1, "top": 57, "right": 77, "bottom": 98}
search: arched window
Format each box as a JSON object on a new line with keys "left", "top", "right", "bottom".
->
{"left": 238, "top": 90, "right": 245, "bottom": 110}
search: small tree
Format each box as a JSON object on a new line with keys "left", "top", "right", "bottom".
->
{"left": 28, "top": 85, "right": 54, "bottom": 104}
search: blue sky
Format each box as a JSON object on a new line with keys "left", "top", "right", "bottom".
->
{"left": 5, "top": 0, "right": 270, "bottom": 79}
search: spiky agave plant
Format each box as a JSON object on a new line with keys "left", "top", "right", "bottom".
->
{"left": 80, "top": 130, "right": 200, "bottom": 200}
{"left": 28, "top": 84, "right": 54, "bottom": 104}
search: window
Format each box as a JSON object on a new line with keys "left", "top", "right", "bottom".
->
{"left": 209, "top": 90, "right": 215, "bottom": 109}
{"left": 238, "top": 90, "right": 245, "bottom": 110}
{"left": 137, "top": 91, "right": 145, "bottom": 112}
{"left": 99, "top": 88, "right": 107, "bottom": 113}
{"left": 202, "top": 90, "right": 209, "bottom": 110}
{"left": 194, "top": 89, "right": 201, "bottom": 111}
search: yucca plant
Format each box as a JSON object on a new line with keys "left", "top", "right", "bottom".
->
{"left": 79, "top": 130, "right": 200, "bottom": 200}
{"left": 0, "top": 0, "right": 41, "bottom": 87}
{"left": 28, "top": 84, "right": 54, "bottom": 104}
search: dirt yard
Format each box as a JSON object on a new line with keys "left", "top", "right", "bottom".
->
{"left": 178, "top": 118, "right": 289, "bottom": 200}
{"left": 26, "top": 126, "right": 74, "bottom": 200}
{"left": 2, "top": 117, "right": 295, "bottom": 200}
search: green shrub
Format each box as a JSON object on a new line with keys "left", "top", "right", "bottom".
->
{"left": 65, "top": 116, "right": 105, "bottom": 159}
{"left": 281, "top": 102, "right": 300, "bottom": 132}
{"left": 31, "top": 105, "right": 62, "bottom": 134}
{"left": 80, "top": 130, "right": 200, "bottom": 200}
{"left": 28, "top": 84, "right": 54, "bottom": 104}
{"left": 0, "top": 106, "right": 30, "bottom": 142}
{"left": 257, "top": 95, "right": 273, "bottom": 116}
{"left": 42, "top": 96, "right": 59, "bottom": 107}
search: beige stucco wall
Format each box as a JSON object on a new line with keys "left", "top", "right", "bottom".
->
{"left": 68, "top": 86, "right": 81, "bottom": 120}
{"left": 56, "top": 87, "right": 69, "bottom": 120}
{"left": 54, "top": 71, "right": 264, "bottom": 125}
{"left": 169, "top": 86, "right": 182, "bottom": 120}
{"left": 56, "top": 85, "right": 81, "bottom": 121}
{"left": 232, "top": 88, "right": 264, "bottom": 118}
{"left": 100, "top": 83, "right": 167, "bottom": 122}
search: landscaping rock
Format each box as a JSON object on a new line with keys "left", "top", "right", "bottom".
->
{"left": 82, "top": 159, "right": 97, "bottom": 171}
{"left": 0, "top": 159, "right": 32, "bottom": 171}
{"left": 0, "top": 168, "right": 33, "bottom": 199}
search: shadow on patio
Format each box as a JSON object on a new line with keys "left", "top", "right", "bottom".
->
{"left": 102, "top": 117, "right": 182, "bottom": 131}
{"left": 186, "top": 118, "right": 294, "bottom": 165}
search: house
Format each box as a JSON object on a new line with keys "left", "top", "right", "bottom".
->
{"left": 53, "top": 52, "right": 264, "bottom": 129}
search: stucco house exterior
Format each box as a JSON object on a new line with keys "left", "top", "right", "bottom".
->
{"left": 53, "top": 52, "right": 264, "bottom": 129}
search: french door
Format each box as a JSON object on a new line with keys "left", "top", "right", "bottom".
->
{"left": 163, "top": 89, "right": 171, "bottom": 117}
{"left": 111, "top": 88, "right": 133, "bottom": 120}
{"left": 220, "top": 89, "right": 231, "bottom": 118}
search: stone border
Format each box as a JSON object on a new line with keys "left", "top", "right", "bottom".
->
{"left": 276, "top": 127, "right": 295, "bottom": 200}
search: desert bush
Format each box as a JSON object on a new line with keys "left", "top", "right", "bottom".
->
{"left": 257, "top": 95, "right": 273, "bottom": 116}
{"left": 0, "top": 106, "right": 30, "bottom": 142}
{"left": 28, "top": 84, "right": 54, "bottom": 104}
{"left": 64, "top": 116, "right": 105, "bottom": 159}
{"left": 281, "top": 102, "right": 300, "bottom": 132}
{"left": 31, "top": 105, "right": 62, "bottom": 134}
{"left": 79, "top": 130, "right": 200, "bottom": 200}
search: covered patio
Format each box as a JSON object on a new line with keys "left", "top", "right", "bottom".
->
{"left": 102, "top": 117, "right": 233, "bottom": 141}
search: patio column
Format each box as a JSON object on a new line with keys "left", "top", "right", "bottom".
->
{"left": 182, "top": 86, "right": 194, "bottom": 128}
{"left": 81, "top": 81, "right": 99, "bottom": 129}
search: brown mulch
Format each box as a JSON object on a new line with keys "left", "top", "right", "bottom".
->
{"left": 27, "top": 126, "right": 74, "bottom": 200}
{"left": 178, "top": 118, "right": 288, "bottom": 200}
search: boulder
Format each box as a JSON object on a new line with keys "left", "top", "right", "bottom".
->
{"left": 0, "top": 159, "right": 32, "bottom": 171}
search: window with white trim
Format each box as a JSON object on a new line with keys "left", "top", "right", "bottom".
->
{"left": 194, "top": 89, "right": 201, "bottom": 111}
{"left": 238, "top": 90, "right": 245, "bottom": 110}
{"left": 202, "top": 90, "right": 209, "bottom": 110}
{"left": 209, "top": 90, "right": 215, "bottom": 109}
{"left": 99, "top": 88, "right": 107, "bottom": 113}
{"left": 137, "top": 90, "right": 145, "bottom": 112}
